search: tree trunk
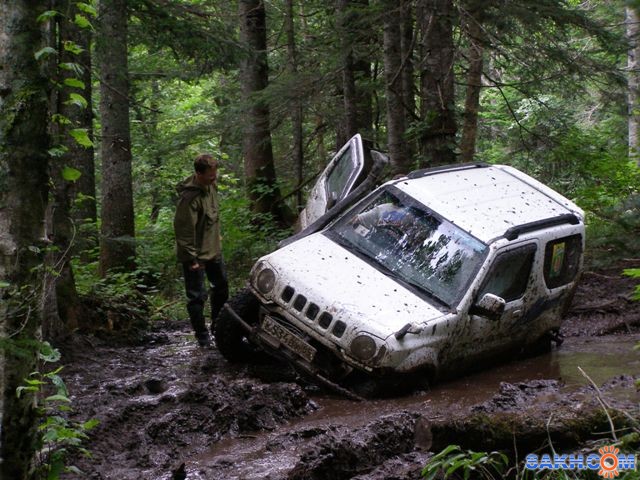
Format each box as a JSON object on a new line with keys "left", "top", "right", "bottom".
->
{"left": 627, "top": 6, "right": 640, "bottom": 166}
{"left": 97, "top": 0, "right": 136, "bottom": 276}
{"left": 60, "top": 1, "right": 96, "bottom": 244}
{"left": 460, "top": 15, "right": 484, "bottom": 163}
{"left": 418, "top": 0, "right": 457, "bottom": 167}
{"left": 239, "top": 0, "right": 286, "bottom": 221}
{"left": 382, "top": 0, "right": 410, "bottom": 173}
{"left": 337, "top": 0, "right": 373, "bottom": 141}
{"left": 42, "top": 0, "right": 93, "bottom": 340}
{"left": 400, "top": 0, "right": 416, "bottom": 158}
{"left": 285, "top": 0, "right": 304, "bottom": 212}
{"left": 0, "top": 2, "right": 50, "bottom": 477}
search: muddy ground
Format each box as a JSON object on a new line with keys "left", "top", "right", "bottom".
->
{"left": 58, "top": 264, "right": 640, "bottom": 480}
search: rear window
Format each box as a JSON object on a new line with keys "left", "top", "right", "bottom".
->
{"left": 543, "top": 234, "right": 582, "bottom": 289}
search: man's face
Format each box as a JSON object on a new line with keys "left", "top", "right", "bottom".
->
{"left": 196, "top": 166, "right": 217, "bottom": 186}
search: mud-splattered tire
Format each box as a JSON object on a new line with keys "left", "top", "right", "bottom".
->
{"left": 214, "top": 287, "right": 260, "bottom": 363}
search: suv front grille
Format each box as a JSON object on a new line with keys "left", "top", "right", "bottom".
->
{"left": 306, "top": 303, "right": 320, "bottom": 320}
{"left": 279, "top": 284, "right": 341, "bottom": 336}
{"left": 332, "top": 320, "right": 346, "bottom": 338}
{"left": 281, "top": 285, "right": 295, "bottom": 302}
{"left": 318, "top": 312, "right": 333, "bottom": 329}
{"left": 293, "top": 294, "right": 307, "bottom": 311}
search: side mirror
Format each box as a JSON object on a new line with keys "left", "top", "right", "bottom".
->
{"left": 470, "top": 293, "right": 506, "bottom": 320}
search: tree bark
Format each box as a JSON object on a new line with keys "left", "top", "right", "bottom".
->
{"left": 0, "top": 2, "right": 50, "bottom": 477}
{"left": 400, "top": 0, "right": 416, "bottom": 157}
{"left": 285, "top": 0, "right": 305, "bottom": 212}
{"left": 382, "top": 0, "right": 410, "bottom": 173}
{"left": 627, "top": 6, "right": 640, "bottom": 166}
{"left": 97, "top": 0, "right": 136, "bottom": 275}
{"left": 42, "top": 0, "right": 94, "bottom": 340}
{"left": 460, "top": 14, "right": 484, "bottom": 163}
{"left": 418, "top": 0, "right": 457, "bottom": 167}
{"left": 337, "top": 0, "right": 373, "bottom": 141}
{"left": 60, "top": 1, "right": 96, "bottom": 241}
{"left": 239, "top": 0, "right": 286, "bottom": 221}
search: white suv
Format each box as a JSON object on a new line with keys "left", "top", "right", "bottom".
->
{"left": 215, "top": 135, "right": 585, "bottom": 397}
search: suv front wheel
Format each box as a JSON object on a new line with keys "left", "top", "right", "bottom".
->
{"left": 214, "top": 287, "right": 260, "bottom": 363}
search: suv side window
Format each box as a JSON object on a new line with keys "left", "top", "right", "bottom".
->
{"left": 478, "top": 245, "right": 536, "bottom": 302}
{"left": 543, "top": 234, "right": 582, "bottom": 289}
{"left": 326, "top": 149, "right": 356, "bottom": 203}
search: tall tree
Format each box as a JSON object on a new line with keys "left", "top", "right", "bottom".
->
{"left": 61, "top": 0, "right": 96, "bottom": 236}
{"left": 459, "top": 7, "right": 485, "bottom": 163}
{"left": 42, "top": 0, "right": 95, "bottom": 340}
{"left": 239, "top": 0, "right": 286, "bottom": 221}
{"left": 337, "top": 0, "right": 373, "bottom": 143}
{"left": 400, "top": 0, "right": 416, "bottom": 156}
{"left": 418, "top": 0, "right": 457, "bottom": 166}
{"left": 627, "top": 5, "right": 640, "bottom": 166}
{"left": 0, "top": 1, "right": 50, "bottom": 477}
{"left": 97, "top": 0, "right": 136, "bottom": 275}
{"left": 285, "top": 0, "right": 305, "bottom": 211}
{"left": 382, "top": 0, "right": 410, "bottom": 172}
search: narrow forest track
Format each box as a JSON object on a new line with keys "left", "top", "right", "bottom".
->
{"left": 60, "top": 264, "right": 640, "bottom": 479}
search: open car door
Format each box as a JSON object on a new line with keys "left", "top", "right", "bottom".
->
{"left": 298, "top": 134, "right": 372, "bottom": 229}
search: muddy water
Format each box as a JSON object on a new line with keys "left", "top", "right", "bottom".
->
{"left": 187, "top": 334, "right": 640, "bottom": 479}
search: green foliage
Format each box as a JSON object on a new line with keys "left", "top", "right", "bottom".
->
{"left": 72, "top": 246, "right": 152, "bottom": 298}
{"left": 623, "top": 268, "right": 640, "bottom": 300}
{"left": 17, "top": 342, "right": 98, "bottom": 479}
{"left": 476, "top": 74, "right": 640, "bottom": 267}
{"left": 585, "top": 193, "right": 640, "bottom": 268}
{"left": 422, "top": 445, "right": 509, "bottom": 480}
{"left": 61, "top": 166, "right": 81, "bottom": 182}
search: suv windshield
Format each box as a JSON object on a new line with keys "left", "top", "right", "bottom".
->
{"left": 326, "top": 188, "right": 488, "bottom": 306}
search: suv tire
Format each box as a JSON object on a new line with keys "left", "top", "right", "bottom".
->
{"left": 214, "top": 287, "right": 260, "bottom": 363}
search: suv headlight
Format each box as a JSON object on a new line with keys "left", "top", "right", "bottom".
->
{"left": 350, "top": 334, "right": 377, "bottom": 362}
{"left": 255, "top": 265, "right": 276, "bottom": 295}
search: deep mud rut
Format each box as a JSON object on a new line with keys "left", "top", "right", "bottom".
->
{"left": 59, "top": 265, "right": 640, "bottom": 480}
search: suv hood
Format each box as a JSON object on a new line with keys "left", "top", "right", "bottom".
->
{"left": 258, "top": 232, "right": 445, "bottom": 338}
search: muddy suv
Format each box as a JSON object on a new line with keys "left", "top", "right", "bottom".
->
{"left": 215, "top": 135, "right": 585, "bottom": 397}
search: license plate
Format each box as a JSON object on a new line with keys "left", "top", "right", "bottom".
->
{"left": 261, "top": 316, "right": 316, "bottom": 363}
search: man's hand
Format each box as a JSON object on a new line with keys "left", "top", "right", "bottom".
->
{"left": 189, "top": 260, "right": 202, "bottom": 271}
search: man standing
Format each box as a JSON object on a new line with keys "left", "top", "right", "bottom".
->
{"left": 174, "top": 154, "right": 229, "bottom": 347}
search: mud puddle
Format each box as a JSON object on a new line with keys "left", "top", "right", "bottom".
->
{"left": 186, "top": 334, "right": 640, "bottom": 480}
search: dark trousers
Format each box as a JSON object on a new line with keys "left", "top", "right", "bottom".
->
{"left": 182, "top": 257, "right": 229, "bottom": 336}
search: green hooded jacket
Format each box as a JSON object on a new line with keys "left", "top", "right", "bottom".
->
{"left": 173, "top": 175, "right": 221, "bottom": 263}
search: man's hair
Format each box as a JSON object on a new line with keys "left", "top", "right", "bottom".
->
{"left": 194, "top": 154, "right": 218, "bottom": 173}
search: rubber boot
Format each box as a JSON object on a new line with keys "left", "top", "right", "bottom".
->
{"left": 187, "top": 303, "right": 211, "bottom": 347}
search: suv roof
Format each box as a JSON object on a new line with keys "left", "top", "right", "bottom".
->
{"left": 392, "top": 164, "right": 584, "bottom": 243}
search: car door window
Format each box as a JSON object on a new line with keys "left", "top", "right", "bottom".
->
{"left": 544, "top": 234, "right": 582, "bottom": 289}
{"left": 478, "top": 245, "right": 536, "bottom": 302}
{"left": 326, "top": 148, "right": 357, "bottom": 203}
{"left": 300, "top": 134, "right": 366, "bottom": 228}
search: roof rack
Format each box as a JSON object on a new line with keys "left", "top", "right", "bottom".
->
{"left": 504, "top": 213, "right": 580, "bottom": 240}
{"left": 406, "top": 162, "right": 489, "bottom": 180}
